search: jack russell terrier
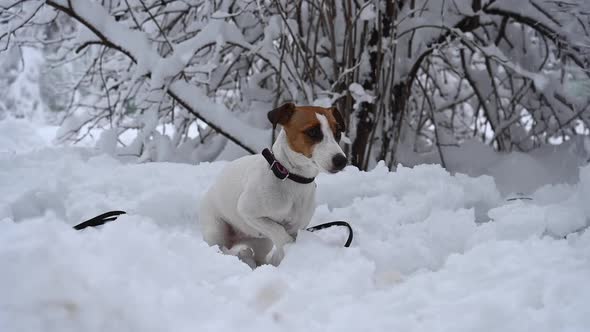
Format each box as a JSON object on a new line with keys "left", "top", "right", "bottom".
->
{"left": 198, "top": 102, "right": 347, "bottom": 267}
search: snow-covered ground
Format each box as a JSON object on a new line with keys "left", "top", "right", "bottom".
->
{"left": 1, "top": 119, "right": 590, "bottom": 332}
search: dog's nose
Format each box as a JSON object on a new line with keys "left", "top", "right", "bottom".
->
{"left": 332, "top": 154, "right": 347, "bottom": 171}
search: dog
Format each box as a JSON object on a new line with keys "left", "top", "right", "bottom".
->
{"left": 198, "top": 102, "right": 347, "bottom": 267}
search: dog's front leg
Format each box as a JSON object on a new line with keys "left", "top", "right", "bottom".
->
{"left": 237, "top": 187, "right": 296, "bottom": 266}
{"left": 240, "top": 215, "right": 293, "bottom": 266}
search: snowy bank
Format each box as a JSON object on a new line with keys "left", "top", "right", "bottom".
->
{"left": 1, "top": 122, "right": 590, "bottom": 332}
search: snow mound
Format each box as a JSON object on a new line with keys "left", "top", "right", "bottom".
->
{"left": 0, "top": 118, "right": 58, "bottom": 154}
{"left": 1, "top": 123, "right": 590, "bottom": 331}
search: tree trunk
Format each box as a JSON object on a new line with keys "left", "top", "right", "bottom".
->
{"left": 351, "top": 0, "right": 395, "bottom": 169}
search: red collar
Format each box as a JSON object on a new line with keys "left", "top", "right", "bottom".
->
{"left": 261, "top": 148, "right": 315, "bottom": 184}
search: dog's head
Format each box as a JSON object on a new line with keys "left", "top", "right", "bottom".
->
{"left": 268, "top": 102, "right": 347, "bottom": 173}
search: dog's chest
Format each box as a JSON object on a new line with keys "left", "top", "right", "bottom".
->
{"left": 275, "top": 184, "right": 316, "bottom": 233}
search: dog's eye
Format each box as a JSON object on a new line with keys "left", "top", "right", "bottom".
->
{"left": 334, "top": 131, "right": 341, "bottom": 142}
{"left": 305, "top": 126, "right": 323, "bottom": 141}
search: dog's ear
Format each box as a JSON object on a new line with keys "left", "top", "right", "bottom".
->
{"left": 268, "top": 102, "right": 296, "bottom": 129}
{"left": 332, "top": 107, "right": 345, "bottom": 132}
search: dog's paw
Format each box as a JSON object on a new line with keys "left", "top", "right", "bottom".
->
{"left": 222, "top": 244, "right": 257, "bottom": 269}
{"left": 274, "top": 233, "right": 295, "bottom": 248}
{"left": 239, "top": 254, "right": 257, "bottom": 269}
{"left": 265, "top": 247, "right": 285, "bottom": 267}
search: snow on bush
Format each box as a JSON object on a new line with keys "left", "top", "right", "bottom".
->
{"left": 3, "top": 0, "right": 590, "bottom": 168}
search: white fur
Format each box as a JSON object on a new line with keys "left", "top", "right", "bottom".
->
{"left": 312, "top": 114, "right": 345, "bottom": 172}
{"left": 198, "top": 120, "right": 344, "bottom": 268}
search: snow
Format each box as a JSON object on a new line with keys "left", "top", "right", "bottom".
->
{"left": 1, "top": 120, "right": 590, "bottom": 332}
{"left": 56, "top": 0, "right": 268, "bottom": 154}
{"left": 0, "top": 118, "right": 59, "bottom": 153}
{"left": 8, "top": 0, "right": 584, "bottom": 167}
{"left": 348, "top": 83, "right": 374, "bottom": 110}
{"left": 359, "top": 4, "right": 376, "bottom": 21}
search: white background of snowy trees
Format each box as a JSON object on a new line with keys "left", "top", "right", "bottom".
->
{"left": 1, "top": 0, "right": 590, "bottom": 168}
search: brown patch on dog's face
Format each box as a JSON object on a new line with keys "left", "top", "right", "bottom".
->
{"left": 269, "top": 105, "right": 344, "bottom": 158}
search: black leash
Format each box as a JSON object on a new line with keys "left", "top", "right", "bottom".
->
{"left": 72, "top": 211, "right": 126, "bottom": 230}
{"left": 306, "top": 221, "right": 353, "bottom": 247}
{"left": 73, "top": 211, "right": 353, "bottom": 247}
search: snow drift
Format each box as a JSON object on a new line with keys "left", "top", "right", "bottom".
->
{"left": 1, "top": 121, "right": 590, "bottom": 332}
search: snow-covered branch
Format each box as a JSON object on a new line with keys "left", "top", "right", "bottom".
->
{"left": 46, "top": 0, "right": 265, "bottom": 154}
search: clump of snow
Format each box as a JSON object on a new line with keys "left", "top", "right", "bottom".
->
{"left": 359, "top": 4, "right": 376, "bottom": 21}
{"left": 95, "top": 129, "right": 119, "bottom": 156}
{"left": 399, "top": 138, "right": 586, "bottom": 196}
{"left": 0, "top": 118, "right": 58, "bottom": 154}
{"left": 348, "top": 82, "right": 374, "bottom": 109}
{"left": 1, "top": 120, "right": 590, "bottom": 331}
